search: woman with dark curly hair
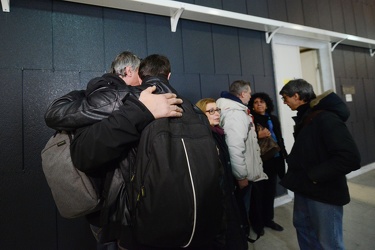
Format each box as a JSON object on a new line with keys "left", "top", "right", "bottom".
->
{"left": 248, "top": 92, "right": 288, "bottom": 235}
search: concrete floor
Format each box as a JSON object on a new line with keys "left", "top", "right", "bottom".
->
{"left": 249, "top": 167, "right": 375, "bottom": 250}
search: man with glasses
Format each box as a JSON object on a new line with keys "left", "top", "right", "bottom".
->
{"left": 279, "top": 79, "right": 360, "bottom": 250}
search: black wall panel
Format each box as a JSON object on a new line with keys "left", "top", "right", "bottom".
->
{"left": 363, "top": 119, "right": 375, "bottom": 165}
{"left": 285, "top": 0, "right": 304, "bottom": 25}
{"left": 79, "top": 70, "right": 107, "bottom": 88}
{"left": 262, "top": 39, "right": 274, "bottom": 77}
{"left": 171, "top": 73, "right": 201, "bottom": 103}
{"left": 145, "top": 15, "right": 184, "bottom": 74}
{"left": 337, "top": 78, "right": 357, "bottom": 123}
{"left": 353, "top": 1, "right": 368, "bottom": 38}
{"left": 103, "top": 9, "right": 147, "bottom": 62}
{"left": 238, "top": 29, "right": 264, "bottom": 76}
{"left": 267, "top": 0, "right": 288, "bottom": 22}
{"left": 318, "top": 1, "right": 333, "bottom": 31}
{"left": 0, "top": 69, "right": 23, "bottom": 172}
{"left": 246, "top": 0, "right": 269, "bottom": 17}
{"left": 363, "top": 79, "right": 375, "bottom": 119}
{"left": 0, "top": 0, "right": 52, "bottom": 69}
{"left": 330, "top": 0, "right": 346, "bottom": 33}
{"left": 332, "top": 48, "right": 346, "bottom": 78}
{"left": 365, "top": 55, "right": 375, "bottom": 79}
{"left": 194, "top": 0, "right": 222, "bottom": 9}
{"left": 253, "top": 75, "right": 276, "bottom": 99}
{"left": 302, "top": 0, "right": 320, "bottom": 28}
{"left": 354, "top": 47, "right": 369, "bottom": 79}
{"left": 222, "top": 0, "right": 248, "bottom": 14}
{"left": 342, "top": 45, "right": 358, "bottom": 78}
{"left": 53, "top": 2, "right": 104, "bottom": 71}
{"left": 354, "top": 79, "right": 369, "bottom": 122}
{"left": 350, "top": 121, "right": 368, "bottom": 164}
{"left": 363, "top": 3, "right": 375, "bottom": 39}
{"left": 341, "top": 0, "right": 357, "bottom": 35}
{"left": 212, "top": 25, "right": 241, "bottom": 75}
{"left": 181, "top": 20, "right": 215, "bottom": 74}
{"left": 200, "top": 74, "right": 230, "bottom": 99}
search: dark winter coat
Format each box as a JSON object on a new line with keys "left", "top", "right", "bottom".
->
{"left": 280, "top": 90, "right": 361, "bottom": 206}
{"left": 210, "top": 126, "right": 248, "bottom": 250}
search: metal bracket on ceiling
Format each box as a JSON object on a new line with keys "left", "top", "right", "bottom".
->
{"left": 1, "top": 0, "right": 10, "bottom": 12}
{"left": 265, "top": 27, "right": 282, "bottom": 44}
{"left": 170, "top": 8, "right": 184, "bottom": 32}
{"left": 370, "top": 49, "right": 375, "bottom": 57}
{"left": 331, "top": 38, "right": 347, "bottom": 52}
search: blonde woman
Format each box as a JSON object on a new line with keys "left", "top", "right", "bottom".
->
{"left": 196, "top": 98, "right": 248, "bottom": 250}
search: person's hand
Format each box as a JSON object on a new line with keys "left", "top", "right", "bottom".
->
{"left": 237, "top": 178, "right": 249, "bottom": 189}
{"left": 139, "top": 86, "right": 183, "bottom": 119}
{"left": 258, "top": 127, "right": 271, "bottom": 138}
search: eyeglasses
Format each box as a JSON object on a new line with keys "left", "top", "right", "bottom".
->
{"left": 281, "top": 96, "right": 288, "bottom": 101}
{"left": 205, "top": 108, "right": 221, "bottom": 115}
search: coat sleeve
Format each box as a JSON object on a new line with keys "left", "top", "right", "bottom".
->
{"left": 221, "top": 110, "right": 249, "bottom": 180}
{"left": 44, "top": 85, "right": 128, "bottom": 131}
{"left": 70, "top": 95, "right": 154, "bottom": 173}
{"left": 307, "top": 112, "right": 361, "bottom": 182}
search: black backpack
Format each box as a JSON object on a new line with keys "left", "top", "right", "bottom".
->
{"left": 130, "top": 98, "right": 224, "bottom": 248}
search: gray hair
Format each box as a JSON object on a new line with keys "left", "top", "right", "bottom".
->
{"left": 279, "top": 79, "right": 316, "bottom": 102}
{"left": 110, "top": 51, "right": 141, "bottom": 76}
{"left": 229, "top": 80, "right": 251, "bottom": 96}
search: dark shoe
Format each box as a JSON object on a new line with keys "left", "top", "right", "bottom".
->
{"left": 265, "top": 221, "right": 284, "bottom": 231}
{"left": 259, "top": 228, "right": 265, "bottom": 236}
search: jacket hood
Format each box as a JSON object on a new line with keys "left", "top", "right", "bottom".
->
{"left": 310, "top": 89, "right": 350, "bottom": 122}
{"left": 220, "top": 91, "right": 244, "bottom": 104}
{"left": 216, "top": 96, "right": 248, "bottom": 112}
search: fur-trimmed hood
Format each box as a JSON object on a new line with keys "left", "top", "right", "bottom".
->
{"left": 310, "top": 90, "right": 350, "bottom": 122}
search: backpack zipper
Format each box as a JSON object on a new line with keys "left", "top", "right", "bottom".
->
{"left": 181, "top": 138, "right": 197, "bottom": 248}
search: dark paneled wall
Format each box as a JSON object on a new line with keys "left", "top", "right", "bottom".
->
{"left": 0, "top": 0, "right": 374, "bottom": 249}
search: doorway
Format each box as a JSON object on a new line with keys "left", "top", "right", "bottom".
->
{"left": 271, "top": 34, "right": 335, "bottom": 203}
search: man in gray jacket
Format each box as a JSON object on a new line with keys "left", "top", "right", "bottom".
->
{"left": 216, "top": 80, "right": 267, "bottom": 214}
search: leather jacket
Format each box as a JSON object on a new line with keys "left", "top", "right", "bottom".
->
{"left": 44, "top": 74, "right": 176, "bottom": 241}
{"left": 45, "top": 74, "right": 175, "bottom": 131}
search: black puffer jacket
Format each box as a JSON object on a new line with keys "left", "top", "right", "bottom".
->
{"left": 280, "top": 90, "right": 361, "bottom": 206}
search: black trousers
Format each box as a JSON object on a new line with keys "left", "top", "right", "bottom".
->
{"left": 249, "top": 156, "right": 285, "bottom": 233}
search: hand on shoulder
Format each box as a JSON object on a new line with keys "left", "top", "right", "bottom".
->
{"left": 139, "top": 86, "right": 183, "bottom": 119}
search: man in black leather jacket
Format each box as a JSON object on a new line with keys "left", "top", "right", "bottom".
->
{"left": 44, "top": 52, "right": 183, "bottom": 249}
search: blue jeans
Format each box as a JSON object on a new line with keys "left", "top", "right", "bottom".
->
{"left": 293, "top": 193, "right": 344, "bottom": 250}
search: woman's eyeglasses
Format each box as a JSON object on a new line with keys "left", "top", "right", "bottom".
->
{"left": 205, "top": 108, "right": 221, "bottom": 115}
